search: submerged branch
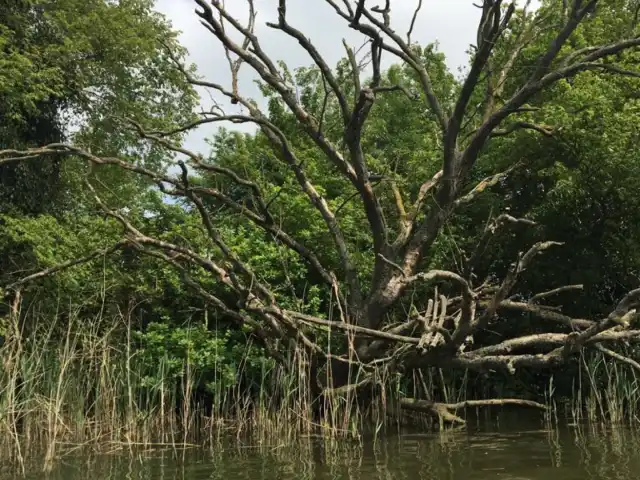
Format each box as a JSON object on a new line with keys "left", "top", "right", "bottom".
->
{"left": 399, "top": 397, "right": 548, "bottom": 425}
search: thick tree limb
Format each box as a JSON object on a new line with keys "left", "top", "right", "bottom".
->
{"left": 390, "top": 169, "right": 443, "bottom": 249}
{"left": 342, "top": 39, "right": 361, "bottom": 105}
{"left": 565, "top": 288, "right": 640, "bottom": 353}
{"left": 442, "top": 350, "right": 566, "bottom": 372}
{"left": 409, "top": 171, "right": 442, "bottom": 221}
{"left": 277, "top": 309, "right": 421, "bottom": 345}
{"left": 345, "top": 87, "right": 389, "bottom": 253}
{"left": 528, "top": 0, "right": 598, "bottom": 82}
{"left": 482, "top": 0, "right": 538, "bottom": 123}
{"left": 447, "top": 1, "right": 516, "bottom": 163}
{"left": 471, "top": 330, "right": 640, "bottom": 357}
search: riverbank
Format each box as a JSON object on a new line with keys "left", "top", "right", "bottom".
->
{"left": 2, "top": 314, "right": 640, "bottom": 475}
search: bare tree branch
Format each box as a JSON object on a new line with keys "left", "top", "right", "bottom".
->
{"left": 266, "top": 0, "right": 350, "bottom": 125}
{"left": 194, "top": 0, "right": 359, "bottom": 186}
{"left": 455, "top": 162, "right": 524, "bottom": 207}
{"left": 407, "top": 0, "right": 423, "bottom": 45}
{"left": 472, "top": 241, "right": 564, "bottom": 333}
{"left": 528, "top": 0, "right": 598, "bottom": 82}
{"left": 491, "top": 121, "right": 555, "bottom": 137}
{"left": 464, "top": 213, "right": 536, "bottom": 278}
{"left": 447, "top": 1, "right": 516, "bottom": 166}
{"left": 338, "top": 0, "right": 448, "bottom": 131}
{"left": 471, "top": 330, "right": 640, "bottom": 357}
{"left": 531, "top": 284, "right": 584, "bottom": 302}
{"left": 595, "top": 344, "right": 640, "bottom": 373}
{"left": 399, "top": 397, "right": 547, "bottom": 425}
{"left": 498, "top": 299, "right": 594, "bottom": 329}
{"left": 3, "top": 241, "right": 129, "bottom": 292}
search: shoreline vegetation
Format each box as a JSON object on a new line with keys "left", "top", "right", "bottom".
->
{"left": 2, "top": 0, "right": 640, "bottom": 476}
{"left": 2, "top": 305, "right": 640, "bottom": 474}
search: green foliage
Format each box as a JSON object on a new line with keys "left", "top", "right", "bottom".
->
{"left": 133, "top": 318, "right": 278, "bottom": 397}
{"left": 0, "top": 0, "right": 198, "bottom": 306}
{"left": 0, "top": 0, "right": 198, "bottom": 215}
{"left": 135, "top": 322, "right": 234, "bottom": 393}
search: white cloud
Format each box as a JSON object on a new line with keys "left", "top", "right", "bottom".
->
{"left": 154, "top": 0, "right": 483, "bottom": 157}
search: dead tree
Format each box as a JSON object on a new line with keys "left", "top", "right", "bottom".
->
{"left": 2, "top": 0, "right": 640, "bottom": 424}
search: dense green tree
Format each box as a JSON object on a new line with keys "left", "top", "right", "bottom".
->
{"left": 0, "top": 0, "right": 198, "bottom": 330}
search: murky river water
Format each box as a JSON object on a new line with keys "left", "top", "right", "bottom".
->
{"left": 5, "top": 421, "right": 640, "bottom": 479}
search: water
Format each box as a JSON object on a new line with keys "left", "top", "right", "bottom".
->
{"left": 6, "top": 422, "right": 640, "bottom": 479}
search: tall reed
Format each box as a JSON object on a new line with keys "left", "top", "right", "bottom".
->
{"left": 5, "top": 297, "right": 640, "bottom": 475}
{"left": 567, "top": 349, "right": 640, "bottom": 424}
{"left": 0, "top": 304, "right": 402, "bottom": 473}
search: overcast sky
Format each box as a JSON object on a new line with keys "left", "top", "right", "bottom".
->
{"left": 153, "top": 0, "right": 484, "bottom": 156}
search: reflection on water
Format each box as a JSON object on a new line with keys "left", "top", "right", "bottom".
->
{"left": 5, "top": 421, "right": 640, "bottom": 479}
